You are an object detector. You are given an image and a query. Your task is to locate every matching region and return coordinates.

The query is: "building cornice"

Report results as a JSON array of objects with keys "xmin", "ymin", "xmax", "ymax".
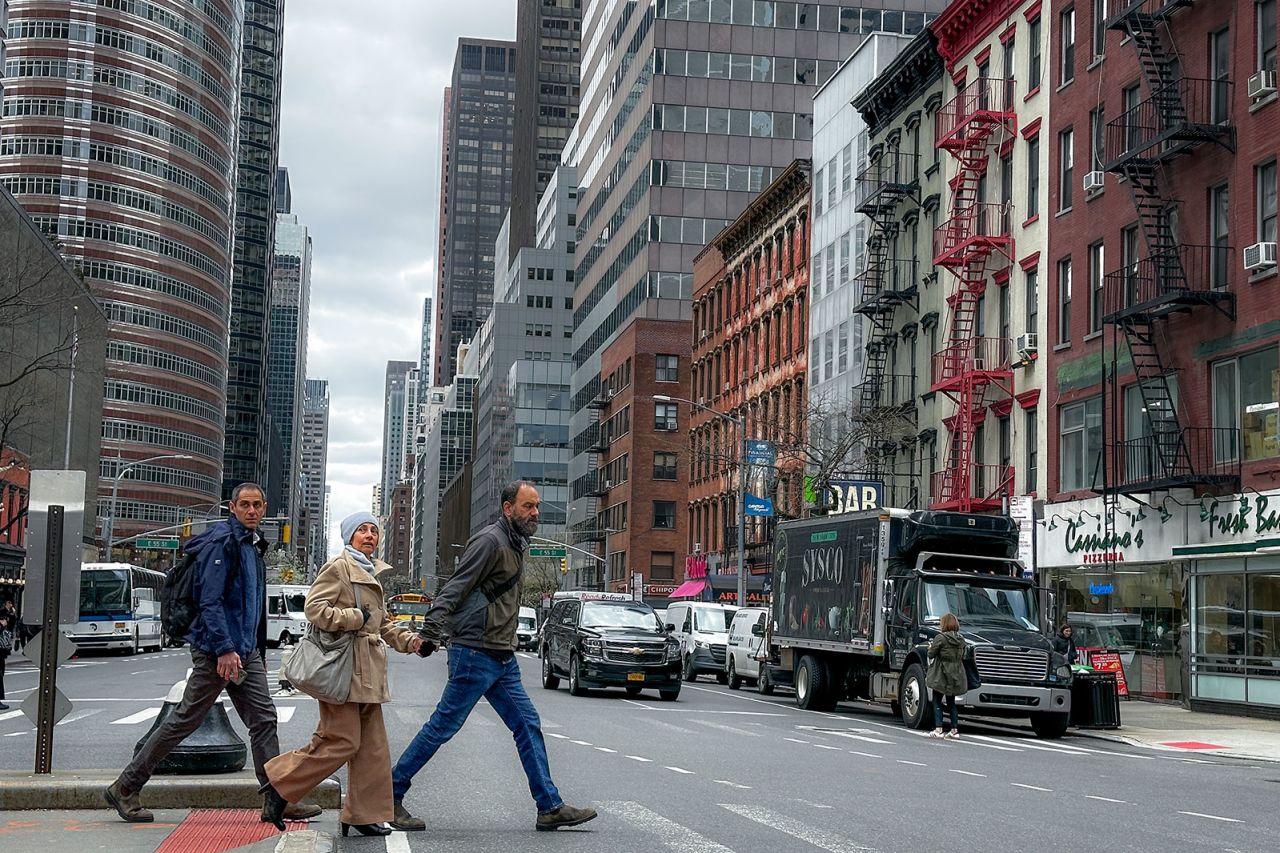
[
  {"xmin": 852, "ymin": 30, "xmax": 944, "ymax": 137},
  {"xmin": 931, "ymin": 0, "xmax": 1025, "ymax": 72}
]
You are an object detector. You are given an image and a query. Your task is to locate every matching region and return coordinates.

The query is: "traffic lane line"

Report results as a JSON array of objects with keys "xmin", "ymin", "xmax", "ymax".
[
  {"xmin": 949, "ymin": 769, "xmax": 986, "ymax": 777},
  {"xmin": 1085, "ymin": 795, "xmax": 1128, "ymax": 804},
  {"xmin": 1010, "ymin": 783, "xmax": 1053, "ymax": 792},
  {"xmin": 1178, "ymin": 811, "xmax": 1242, "ymax": 823},
  {"xmin": 601, "ymin": 800, "xmax": 736, "ymax": 853},
  {"xmin": 719, "ymin": 804, "xmax": 879, "ymax": 853}
]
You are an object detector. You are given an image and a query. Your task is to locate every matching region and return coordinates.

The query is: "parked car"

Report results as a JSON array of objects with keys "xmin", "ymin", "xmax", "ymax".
[
  {"xmin": 725, "ymin": 606, "xmax": 770, "ymax": 691},
  {"xmin": 665, "ymin": 601, "xmax": 737, "ymax": 683},
  {"xmin": 540, "ymin": 592, "xmax": 682, "ymax": 700},
  {"xmin": 516, "ymin": 606, "xmax": 538, "ymax": 650}
]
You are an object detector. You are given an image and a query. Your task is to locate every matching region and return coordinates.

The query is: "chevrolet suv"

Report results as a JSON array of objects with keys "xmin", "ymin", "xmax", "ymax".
[{"xmin": 539, "ymin": 592, "xmax": 682, "ymax": 700}]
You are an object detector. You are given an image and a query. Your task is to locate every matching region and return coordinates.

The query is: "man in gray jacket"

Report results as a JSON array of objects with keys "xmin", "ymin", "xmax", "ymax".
[{"xmin": 390, "ymin": 480, "xmax": 597, "ymax": 833}]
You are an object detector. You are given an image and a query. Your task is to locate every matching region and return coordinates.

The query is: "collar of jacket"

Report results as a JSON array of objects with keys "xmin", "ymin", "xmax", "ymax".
[
  {"xmin": 336, "ymin": 548, "xmax": 393, "ymax": 581},
  {"xmin": 227, "ymin": 515, "xmax": 268, "ymax": 553},
  {"xmin": 497, "ymin": 516, "xmax": 528, "ymax": 553}
]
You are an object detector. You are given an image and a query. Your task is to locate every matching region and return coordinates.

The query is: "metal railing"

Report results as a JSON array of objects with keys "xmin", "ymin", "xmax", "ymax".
[
  {"xmin": 856, "ymin": 374, "xmax": 919, "ymax": 411},
  {"xmin": 1104, "ymin": 77, "xmax": 1232, "ymax": 167},
  {"xmin": 932, "ymin": 337, "xmax": 1012, "ymax": 387},
  {"xmin": 1107, "ymin": 427, "xmax": 1240, "ymax": 492},
  {"xmin": 854, "ymin": 258, "xmax": 918, "ymax": 306},
  {"xmin": 933, "ymin": 202, "xmax": 1012, "ymax": 266},
  {"xmin": 931, "ymin": 464, "xmax": 1013, "ymax": 507},
  {"xmin": 1102, "ymin": 244, "xmax": 1233, "ymax": 321},
  {"xmin": 854, "ymin": 152, "xmax": 921, "ymax": 212},
  {"xmin": 935, "ymin": 77, "xmax": 1015, "ymax": 149}
]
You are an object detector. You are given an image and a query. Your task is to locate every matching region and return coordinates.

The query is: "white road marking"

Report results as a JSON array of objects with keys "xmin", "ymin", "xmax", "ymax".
[
  {"xmin": 595, "ymin": 746, "xmax": 618, "ymax": 753},
  {"xmin": 1085, "ymin": 796, "xmax": 1128, "ymax": 804},
  {"xmin": 1011, "ymin": 783, "xmax": 1052, "ymax": 792},
  {"xmin": 635, "ymin": 717, "xmax": 698, "ymax": 736},
  {"xmin": 848, "ymin": 751, "xmax": 882, "ymax": 759},
  {"xmin": 56, "ymin": 709, "xmax": 102, "ymax": 726},
  {"xmin": 714, "ymin": 779, "xmax": 752, "ymax": 789},
  {"xmin": 1178, "ymin": 811, "xmax": 1241, "ymax": 823},
  {"xmin": 966, "ymin": 734, "xmax": 1088, "ymax": 756},
  {"xmin": 547, "ymin": 732, "xmax": 570, "ymax": 739},
  {"xmin": 813, "ymin": 744, "xmax": 843, "ymax": 751},
  {"xmin": 791, "ymin": 799, "xmax": 835, "ymax": 809},
  {"xmin": 664, "ymin": 766, "xmax": 695, "ymax": 774},
  {"xmin": 601, "ymin": 801, "xmax": 736, "ymax": 853},
  {"xmin": 383, "ymin": 832, "xmax": 413, "ymax": 853},
  {"xmin": 0, "ymin": 710, "xmax": 25, "ymax": 722},
  {"xmin": 128, "ymin": 670, "xmax": 153, "ymax": 675},
  {"xmin": 110, "ymin": 708, "xmax": 161, "ymax": 725},
  {"xmin": 834, "ymin": 733, "xmax": 894, "ymax": 745},
  {"xmin": 689, "ymin": 718, "xmax": 760, "ymax": 737},
  {"xmin": 276, "ymin": 706, "xmax": 295, "ymax": 723},
  {"xmin": 783, "ymin": 737, "xmax": 811, "ymax": 745},
  {"xmin": 570, "ymin": 739, "xmax": 592, "ymax": 746},
  {"xmin": 5, "ymin": 730, "xmax": 31, "ymax": 737},
  {"xmin": 625, "ymin": 755, "xmax": 652, "ymax": 762},
  {"xmin": 947, "ymin": 737, "xmax": 1021, "ymax": 752},
  {"xmin": 720, "ymin": 804, "xmax": 878, "ymax": 852},
  {"xmin": 896, "ymin": 760, "xmax": 927, "ymax": 767},
  {"xmin": 948, "ymin": 769, "xmax": 986, "ymax": 777}
]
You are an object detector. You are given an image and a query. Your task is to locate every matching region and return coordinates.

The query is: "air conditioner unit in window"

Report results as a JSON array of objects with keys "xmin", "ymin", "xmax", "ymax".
[
  {"xmin": 1015, "ymin": 332, "xmax": 1039, "ymax": 359},
  {"xmin": 971, "ymin": 357, "xmax": 986, "ymax": 372},
  {"xmin": 692, "ymin": 543, "xmax": 702, "ymax": 553},
  {"xmin": 1248, "ymin": 70, "xmax": 1277, "ymax": 99},
  {"xmin": 1244, "ymin": 241, "xmax": 1278, "ymax": 271},
  {"xmin": 603, "ymin": 479, "xmax": 613, "ymax": 489},
  {"xmin": 1083, "ymin": 171, "xmax": 1105, "ymax": 193}
]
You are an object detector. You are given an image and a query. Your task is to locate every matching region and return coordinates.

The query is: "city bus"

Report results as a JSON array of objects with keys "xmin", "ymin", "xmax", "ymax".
[
  {"xmin": 386, "ymin": 593, "xmax": 432, "ymax": 627},
  {"xmin": 70, "ymin": 562, "xmax": 165, "ymax": 654}
]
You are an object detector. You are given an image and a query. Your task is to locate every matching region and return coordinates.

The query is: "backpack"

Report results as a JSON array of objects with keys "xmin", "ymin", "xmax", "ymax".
[{"xmin": 160, "ymin": 550, "xmax": 199, "ymax": 643}]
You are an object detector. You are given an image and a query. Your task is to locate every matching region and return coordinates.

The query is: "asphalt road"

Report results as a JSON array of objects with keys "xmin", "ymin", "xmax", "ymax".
[{"xmin": 2, "ymin": 647, "xmax": 1277, "ymax": 853}]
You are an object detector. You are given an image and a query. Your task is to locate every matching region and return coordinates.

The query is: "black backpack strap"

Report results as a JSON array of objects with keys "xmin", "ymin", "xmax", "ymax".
[{"xmin": 481, "ymin": 566, "xmax": 522, "ymax": 603}]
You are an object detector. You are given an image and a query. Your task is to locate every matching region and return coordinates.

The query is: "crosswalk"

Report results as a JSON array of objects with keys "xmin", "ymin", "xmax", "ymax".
[{"xmin": 0, "ymin": 701, "xmax": 303, "ymax": 733}]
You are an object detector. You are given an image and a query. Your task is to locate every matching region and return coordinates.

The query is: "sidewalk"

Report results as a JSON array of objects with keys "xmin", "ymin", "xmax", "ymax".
[{"xmin": 1075, "ymin": 699, "xmax": 1280, "ymax": 762}]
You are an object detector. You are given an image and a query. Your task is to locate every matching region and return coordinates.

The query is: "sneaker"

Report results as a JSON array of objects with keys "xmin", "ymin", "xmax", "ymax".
[
  {"xmin": 536, "ymin": 803, "xmax": 599, "ymax": 831},
  {"xmin": 104, "ymin": 782, "xmax": 153, "ymax": 823},
  {"xmin": 390, "ymin": 799, "xmax": 426, "ymax": 832},
  {"xmin": 0, "ymin": 703, "xmax": 8, "ymax": 710},
  {"xmin": 945, "ymin": 730, "xmax": 960, "ymax": 739},
  {"xmin": 928, "ymin": 728, "xmax": 944, "ymax": 738}
]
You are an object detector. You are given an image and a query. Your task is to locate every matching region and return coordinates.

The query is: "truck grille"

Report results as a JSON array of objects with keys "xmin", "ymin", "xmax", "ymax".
[
  {"xmin": 710, "ymin": 643, "xmax": 727, "ymax": 664},
  {"xmin": 602, "ymin": 642, "xmax": 667, "ymax": 665},
  {"xmin": 974, "ymin": 646, "xmax": 1048, "ymax": 682}
]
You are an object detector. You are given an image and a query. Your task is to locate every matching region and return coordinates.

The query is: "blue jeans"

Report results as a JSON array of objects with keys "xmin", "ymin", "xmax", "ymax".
[
  {"xmin": 932, "ymin": 690, "xmax": 958, "ymax": 730},
  {"xmin": 392, "ymin": 644, "xmax": 562, "ymax": 813}
]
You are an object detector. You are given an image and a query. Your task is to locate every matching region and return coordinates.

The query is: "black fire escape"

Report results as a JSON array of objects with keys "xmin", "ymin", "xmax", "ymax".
[
  {"xmin": 1098, "ymin": 0, "xmax": 1239, "ymax": 498},
  {"xmin": 854, "ymin": 141, "xmax": 920, "ymax": 507}
]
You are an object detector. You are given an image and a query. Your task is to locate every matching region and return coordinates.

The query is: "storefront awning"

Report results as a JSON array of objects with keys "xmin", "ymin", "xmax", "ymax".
[{"xmin": 668, "ymin": 580, "xmax": 706, "ymax": 599}]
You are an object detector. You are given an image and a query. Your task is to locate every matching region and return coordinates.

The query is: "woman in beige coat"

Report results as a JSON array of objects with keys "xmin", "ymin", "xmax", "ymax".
[{"xmin": 261, "ymin": 512, "xmax": 423, "ymax": 836}]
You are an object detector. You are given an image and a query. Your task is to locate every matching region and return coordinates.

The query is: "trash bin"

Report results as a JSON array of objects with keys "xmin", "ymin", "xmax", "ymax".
[{"xmin": 1070, "ymin": 670, "xmax": 1122, "ymax": 729}]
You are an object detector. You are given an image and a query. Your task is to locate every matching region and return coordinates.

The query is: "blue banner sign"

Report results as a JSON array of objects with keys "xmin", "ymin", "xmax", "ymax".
[{"xmin": 744, "ymin": 494, "xmax": 775, "ymax": 517}]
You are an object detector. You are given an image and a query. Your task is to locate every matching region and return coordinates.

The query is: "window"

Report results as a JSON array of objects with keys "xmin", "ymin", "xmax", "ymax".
[
  {"xmin": 828, "ymin": 156, "xmax": 838, "ymax": 208},
  {"xmin": 1121, "ymin": 223, "xmax": 1141, "ymax": 305},
  {"xmin": 1089, "ymin": 105, "xmax": 1105, "ymax": 172},
  {"xmin": 1059, "ymin": 128, "xmax": 1074, "ymax": 211},
  {"xmin": 837, "ymin": 321, "xmax": 849, "ymax": 373},
  {"xmin": 1262, "ymin": 0, "xmax": 1278, "ymax": 72},
  {"xmin": 653, "ymin": 501, "xmax": 677, "ymax": 529},
  {"xmin": 1003, "ymin": 36, "xmax": 1016, "ymax": 101},
  {"xmin": 650, "ymin": 551, "xmax": 675, "ymax": 580},
  {"xmin": 655, "ymin": 353, "xmax": 679, "ymax": 382},
  {"xmin": 1211, "ymin": 28, "xmax": 1230, "ymax": 125},
  {"xmin": 1001, "ymin": 152, "xmax": 1014, "ymax": 210},
  {"xmin": 655, "ymin": 402, "xmax": 678, "ymax": 431},
  {"xmin": 1124, "ymin": 378, "xmax": 1180, "ymax": 481},
  {"xmin": 823, "ymin": 329, "xmax": 834, "ymax": 381},
  {"xmin": 1026, "ymin": 135, "xmax": 1041, "ymax": 217},
  {"xmin": 1258, "ymin": 160, "xmax": 1277, "ymax": 244},
  {"xmin": 653, "ymin": 451, "xmax": 678, "ymax": 480},
  {"xmin": 999, "ymin": 416, "xmax": 1012, "ymax": 476},
  {"xmin": 1213, "ymin": 346, "xmax": 1280, "ymax": 462},
  {"xmin": 1092, "ymin": 0, "xmax": 1107, "ymax": 59},
  {"xmin": 1026, "ymin": 267, "xmax": 1039, "ymax": 335},
  {"xmin": 1122, "ymin": 83, "xmax": 1141, "ymax": 151},
  {"xmin": 1210, "ymin": 183, "xmax": 1230, "ymax": 288},
  {"xmin": 999, "ymin": 280, "xmax": 1011, "ymax": 341},
  {"xmin": 1088, "ymin": 241, "xmax": 1105, "ymax": 333},
  {"xmin": 1061, "ymin": 6, "xmax": 1076, "ymax": 85},
  {"xmin": 1057, "ymin": 258, "xmax": 1072, "ymax": 344},
  {"xmin": 1025, "ymin": 407, "xmax": 1038, "ymax": 493},
  {"xmin": 974, "ymin": 423, "xmax": 987, "ymax": 495},
  {"xmin": 814, "ymin": 167, "xmax": 824, "ymax": 215},
  {"xmin": 841, "ymin": 144, "xmax": 852, "ymax": 194},
  {"xmin": 1060, "ymin": 396, "xmax": 1103, "ymax": 491},
  {"xmin": 1028, "ymin": 15, "xmax": 1043, "ymax": 89}
]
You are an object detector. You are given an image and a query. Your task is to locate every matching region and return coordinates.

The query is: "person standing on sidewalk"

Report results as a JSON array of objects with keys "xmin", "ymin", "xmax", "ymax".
[
  {"xmin": 104, "ymin": 483, "xmax": 320, "ymax": 827},
  {"xmin": 0, "ymin": 598, "xmax": 14, "ymax": 710},
  {"xmin": 391, "ymin": 480, "xmax": 597, "ymax": 833},
  {"xmin": 260, "ymin": 512, "xmax": 424, "ymax": 838},
  {"xmin": 927, "ymin": 612, "xmax": 966, "ymax": 740}
]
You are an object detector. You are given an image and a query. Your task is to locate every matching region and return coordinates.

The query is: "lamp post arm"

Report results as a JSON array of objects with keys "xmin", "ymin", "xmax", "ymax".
[{"xmin": 529, "ymin": 535, "xmax": 606, "ymax": 565}]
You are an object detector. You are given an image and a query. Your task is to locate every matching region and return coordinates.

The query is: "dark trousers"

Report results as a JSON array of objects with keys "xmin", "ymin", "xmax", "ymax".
[
  {"xmin": 0, "ymin": 653, "xmax": 6, "ymax": 700},
  {"xmin": 932, "ymin": 690, "xmax": 958, "ymax": 729},
  {"xmin": 118, "ymin": 648, "xmax": 279, "ymax": 792}
]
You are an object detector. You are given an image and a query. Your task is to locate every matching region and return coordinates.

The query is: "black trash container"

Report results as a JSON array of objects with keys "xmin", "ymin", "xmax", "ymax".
[{"xmin": 1070, "ymin": 670, "xmax": 1122, "ymax": 729}]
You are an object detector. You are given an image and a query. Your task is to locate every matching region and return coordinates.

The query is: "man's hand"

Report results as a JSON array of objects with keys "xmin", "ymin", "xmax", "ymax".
[
  {"xmin": 216, "ymin": 650, "xmax": 243, "ymax": 682},
  {"xmin": 416, "ymin": 634, "xmax": 440, "ymax": 658}
]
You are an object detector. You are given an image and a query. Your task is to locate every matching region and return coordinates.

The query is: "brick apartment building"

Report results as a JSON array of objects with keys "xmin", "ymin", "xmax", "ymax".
[
  {"xmin": 687, "ymin": 161, "xmax": 811, "ymax": 604},
  {"xmin": 1039, "ymin": 0, "xmax": 1280, "ymax": 713},
  {"xmin": 586, "ymin": 318, "xmax": 691, "ymax": 606}
]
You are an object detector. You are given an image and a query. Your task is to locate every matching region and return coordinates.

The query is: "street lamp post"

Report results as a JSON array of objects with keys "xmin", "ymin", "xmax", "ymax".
[
  {"xmin": 653, "ymin": 394, "xmax": 747, "ymax": 609},
  {"xmin": 102, "ymin": 453, "xmax": 195, "ymax": 553}
]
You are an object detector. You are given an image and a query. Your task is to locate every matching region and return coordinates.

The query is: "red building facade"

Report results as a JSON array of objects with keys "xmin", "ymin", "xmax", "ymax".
[{"xmin": 688, "ymin": 161, "xmax": 811, "ymax": 594}]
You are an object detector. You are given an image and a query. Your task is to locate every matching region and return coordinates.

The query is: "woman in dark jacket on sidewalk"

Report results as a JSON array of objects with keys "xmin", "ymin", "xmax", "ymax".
[
  {"xmin": 1053, "ymin": 624, "xmax": 1078, "ymax": 664},
  {"xmin": 927, "ymin": 612, "xmax": 966, "ymax": 739}
]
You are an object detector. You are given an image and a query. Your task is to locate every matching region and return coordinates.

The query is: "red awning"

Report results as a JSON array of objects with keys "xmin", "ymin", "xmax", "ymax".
[{"xmin": 668, "ymin": 580, "xmax": 706, "ymax": 599}]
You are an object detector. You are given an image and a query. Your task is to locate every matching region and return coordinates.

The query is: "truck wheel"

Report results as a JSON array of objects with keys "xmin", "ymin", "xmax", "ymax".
[
  {"xmin": 682, "ymin": 655, "xmax": 697, "ymax": 682},
  {"xmin": 795, "ymin": 655, "xmax": 829, "ymax": 711},
  {"xmin": 658, "ymin": 688, "xmax": 681, "ymax": 701},
  {"xmin": 758, "ymin": 665, "xmax": 775, "ymax": 695},
  {"xmin": 541, "ymin": 652, "xmax": 560, "ymax": 690},
  {"xmin": 625, "ymin": 685, "xmax": 642, "ymax": 696},
  {"xmin": 1031, "ymin": 712, "xmax": 1071, "ymax": 739},
  {"xmin": 568, "ymin": 654, "xmax": 588, "ymax": 696},
  {"xmin": 727, "ymin": 659, "xmax": 742, "ymax": 690},
  {"xmin": 899, "ymin": 663, "xmax": 933, "ymax": 730}
]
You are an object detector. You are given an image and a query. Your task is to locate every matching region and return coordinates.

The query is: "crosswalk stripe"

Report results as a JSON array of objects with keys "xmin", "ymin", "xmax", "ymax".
[
  {"xmin": 110, "ymin": 708, "xmax": 161, "ymax": 725},
  {"xmin": 601, "ymin": 800, "xmax": 736, "ymax": 853},
  {"xmin": 277, "ymin": 706, "xmax": 295, "ymax": 723},
  {"xmin": 719, "ymin": 804, "xmax": 879, "ymax": 853},
  {"xmin": 966, "ymin": 734, "xmax": 1088, "ymax": 755},
  {"xmin": 55, "ymin": 709, "xmax": 102, "ymax": 726},
  {"xmin": 0, "ymin": 710, "xmax": 25, "ymax": 722},
  {"xmin": 385, "ymin": 831, "xmax": 413, "ymax": 853},
  {"xmin": 689, "ymin": 718, "xmax": 760, "ymax": 737}
]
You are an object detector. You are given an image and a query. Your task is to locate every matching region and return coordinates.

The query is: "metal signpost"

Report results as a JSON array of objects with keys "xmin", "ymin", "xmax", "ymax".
[{"xmin": 33, "ymin": 506, "xmax": 63, "ymax": 773}]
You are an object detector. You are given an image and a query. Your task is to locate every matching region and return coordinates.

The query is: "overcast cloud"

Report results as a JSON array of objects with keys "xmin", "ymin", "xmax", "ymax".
[{"xmin": 277, "ymin": 0, "xmax": 515, "ymax": 557}]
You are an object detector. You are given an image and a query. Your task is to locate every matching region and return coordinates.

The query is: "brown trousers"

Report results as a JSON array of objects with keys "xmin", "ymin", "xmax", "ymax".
[{"xmin": 266, "ymin": 701, "xmax": 392, "ymax": 824}]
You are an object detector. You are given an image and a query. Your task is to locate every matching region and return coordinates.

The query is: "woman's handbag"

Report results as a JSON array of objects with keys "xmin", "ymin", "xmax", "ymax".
[
  {"xmin": 0, "ymin": 628, "xmax": 12, "ymax": 653},
  {"xmin": 964, "ymin": 648, "xmax": 983, "ymax": 692},
  {"xmin": 283, "ymin": 580, "xmax": 363, "ymax": 705}
]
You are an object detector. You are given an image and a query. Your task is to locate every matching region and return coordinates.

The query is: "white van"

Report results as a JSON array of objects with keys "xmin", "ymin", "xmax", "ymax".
[
  {"xmin": 266, "ymin": 584, "xmax": 309, "ymax": 647},
  {"xmin": 665, "ymin": 601, "xmax": 737, "ymax": 683},
  {"xmin": 725, "ymin": 606, "xmax": 771, "ymax": 691},
  {"xmin": 517, "ymin": 606, "xmax": 538, "ymax": 650}
]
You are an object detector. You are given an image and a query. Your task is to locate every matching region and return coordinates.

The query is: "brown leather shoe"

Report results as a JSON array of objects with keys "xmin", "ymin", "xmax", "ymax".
[
  {"xmin": 104, "ymin": 782, "xmax": 153, "ymax": 823},
  {"xmin": 536, "ymin": 803, "xmax": 598, "ymax": 831},
  {"xmin": 268, "ymin": 802, "xmax": 322, "ymax": 822},
  {"xmin": 390, "ymin": 799, "xmax": 426, "ymax": 831}
]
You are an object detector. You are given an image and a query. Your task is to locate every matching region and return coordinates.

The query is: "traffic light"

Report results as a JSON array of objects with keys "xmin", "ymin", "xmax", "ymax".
[
  {"xmin": 281, "ymin": 523, "xmax": 291, "ymax": 545},
  {"xmin": 559, "ymin": 557, "xmax": 568, "ymax": 574},
  {"xmin": 182, "ymin": 517, "xmax": 192, "ymax": 538}
]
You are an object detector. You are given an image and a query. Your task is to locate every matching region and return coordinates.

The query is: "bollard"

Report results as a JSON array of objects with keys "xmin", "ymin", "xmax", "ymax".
[{"xmin": 134, "ymin": 671, "xmax": 248, "ymax": 773}]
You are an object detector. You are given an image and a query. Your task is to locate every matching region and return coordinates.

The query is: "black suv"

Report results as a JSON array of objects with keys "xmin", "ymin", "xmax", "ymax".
[{"xmin": 539, "ymin": 593, "xmax": 682, "ymax": 700}]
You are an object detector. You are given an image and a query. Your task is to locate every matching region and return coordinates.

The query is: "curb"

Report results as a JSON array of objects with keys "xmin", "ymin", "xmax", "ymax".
[
  {"xmin": 1071, "ymin": 729, "xmax": 1280, "ymax": 764},
  {"xmin": 0, "ymin": 770, "xmax": 340, "ymax": 810}
]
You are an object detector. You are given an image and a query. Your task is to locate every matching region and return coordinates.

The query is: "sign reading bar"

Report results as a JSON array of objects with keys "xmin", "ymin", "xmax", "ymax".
[
  {"xmin": 135, "ymin": 537, "xmax": 180, "ymax": 550},
  {"xmin": 528, "ymin": 545, "xmax": 567, "ymax": 558}
]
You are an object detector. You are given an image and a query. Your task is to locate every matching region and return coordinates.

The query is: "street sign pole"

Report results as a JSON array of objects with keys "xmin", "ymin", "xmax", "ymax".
[{"xmin": 34, "ymin": 505, "xmax": 63, "ymax": 774}]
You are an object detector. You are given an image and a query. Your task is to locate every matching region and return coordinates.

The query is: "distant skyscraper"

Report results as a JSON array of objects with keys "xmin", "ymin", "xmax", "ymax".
[
  {"xmin": 276, "ymin": 166, "xmax": 292, "ymax": 214},
  {"xmin": 436, "ymin": 39, "xmax": 516, "ymax": 385},
  {"xmin": 419, "ymin": 298, "xmax": 433, "ymax": 392},
  {"xmin": 432, "ymin": 88, "xmax": 452, "ymax": 386},
  {"xmin": 225, "ymin": 1, "xmax": 289, "ymax": 502},
  {"xmin": 381, "ymin": 360, "xmax": 416, "ymax": 504},
  {"xmin": 301, "ymin": 378, "xmax": 330, "ymax": 571},
  {"xmin": 268, "ymin": 213, "xmax": 312, "ymax": 535},
  {"xmin": 1, "ymin": 0, "xmax": 242, "ymax": 539}
]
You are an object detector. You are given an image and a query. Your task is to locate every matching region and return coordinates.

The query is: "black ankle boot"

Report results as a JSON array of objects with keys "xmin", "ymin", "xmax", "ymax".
[
  {"xmin": 258, "ymin": 781, "xmax": 287, "ymax": 831},
  {"xmin": 341, "ymin": 822, "xmax": 392, "ymax": 837}
]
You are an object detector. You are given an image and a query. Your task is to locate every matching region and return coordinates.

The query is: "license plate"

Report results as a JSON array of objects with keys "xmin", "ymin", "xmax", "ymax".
[{"xmin": 627, "ymin": 672, "xmax": 645, "ymax": 682}]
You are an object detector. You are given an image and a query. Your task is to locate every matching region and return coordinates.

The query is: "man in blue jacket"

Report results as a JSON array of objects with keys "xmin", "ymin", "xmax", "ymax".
[{"xmin": 105, "ymin": 483, "xmax": 317, "ymax": 825}]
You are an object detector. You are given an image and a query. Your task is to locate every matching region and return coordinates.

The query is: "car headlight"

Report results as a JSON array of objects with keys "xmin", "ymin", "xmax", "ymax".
[
  {"xmin": 582, "ymin": 638, "xmax": 603, "ymax": 658},
  {"xmin": 695, "ymin": 639, "xmax": 707, "ymax": 649},
  {"xmin": 666, "ymin": 641, "xmax": 681, "ymax": 662}
]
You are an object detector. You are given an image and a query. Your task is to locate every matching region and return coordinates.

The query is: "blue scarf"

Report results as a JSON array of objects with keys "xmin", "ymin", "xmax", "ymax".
[{"xmin": 345, "ymin": 545, "xmax": 375, "ymax": 574}]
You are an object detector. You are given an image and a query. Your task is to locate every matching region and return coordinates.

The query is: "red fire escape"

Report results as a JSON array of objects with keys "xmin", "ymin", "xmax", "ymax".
[{"xmin": 930, "ymin": 76, "xmax": 1015, "ymax": 512}]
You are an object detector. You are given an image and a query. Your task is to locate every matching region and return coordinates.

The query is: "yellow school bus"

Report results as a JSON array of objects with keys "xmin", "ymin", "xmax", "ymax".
[{"xmin": 386, "ymin": 593, "xmax": 432, "ymax": 627}]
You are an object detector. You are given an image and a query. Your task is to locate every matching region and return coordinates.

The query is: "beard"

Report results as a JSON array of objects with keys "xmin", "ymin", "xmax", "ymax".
[{"xmin": 511, "ymin": 515, "xmax": 538, "ymax": 538}]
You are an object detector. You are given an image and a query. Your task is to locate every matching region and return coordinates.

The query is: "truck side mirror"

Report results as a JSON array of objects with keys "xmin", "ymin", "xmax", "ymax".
[
  {"xmin": 665, "ymin": 623, "xmax": 675, "ymax": 633},
  {"xmin": 751, "ymin": 623, "xmax": 764, "ymax": 637},
  {"xmin": 882, "ymin": 578, "xmax": 896, "ymax": 617},
  {"xmin": 1047, "ymin": 591, "xmax": 1059, "ymax": 630}
]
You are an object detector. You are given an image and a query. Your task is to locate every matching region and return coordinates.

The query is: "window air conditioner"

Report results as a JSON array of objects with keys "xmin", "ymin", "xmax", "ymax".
[
  {"xmin": 603, "ymin": 479, "xmax": 613, "ymax": 489},
  {"xmin": 692, "ymin": 543, "xmax": 701, "ymax": 553},
  {"xmin": 1248, "ymin": 70, "xmax": 1277, "ymax": 99},
  {"xmin": 1244, "ymin": 242, "xmax": 1278, "ymax": 271},
  {"xmin": 1083, "ymin": 171, "xmax": 1105, "ymax": 193},
  {"xmin": 1015, "ymin": 332, "xmax": 1039, "ymax": 358}
]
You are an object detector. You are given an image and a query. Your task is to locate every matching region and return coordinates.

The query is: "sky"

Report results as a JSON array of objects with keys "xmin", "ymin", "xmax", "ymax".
[{"xmin": 277, "ymin": 0, "xmax": 515, "ymax": 557}]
